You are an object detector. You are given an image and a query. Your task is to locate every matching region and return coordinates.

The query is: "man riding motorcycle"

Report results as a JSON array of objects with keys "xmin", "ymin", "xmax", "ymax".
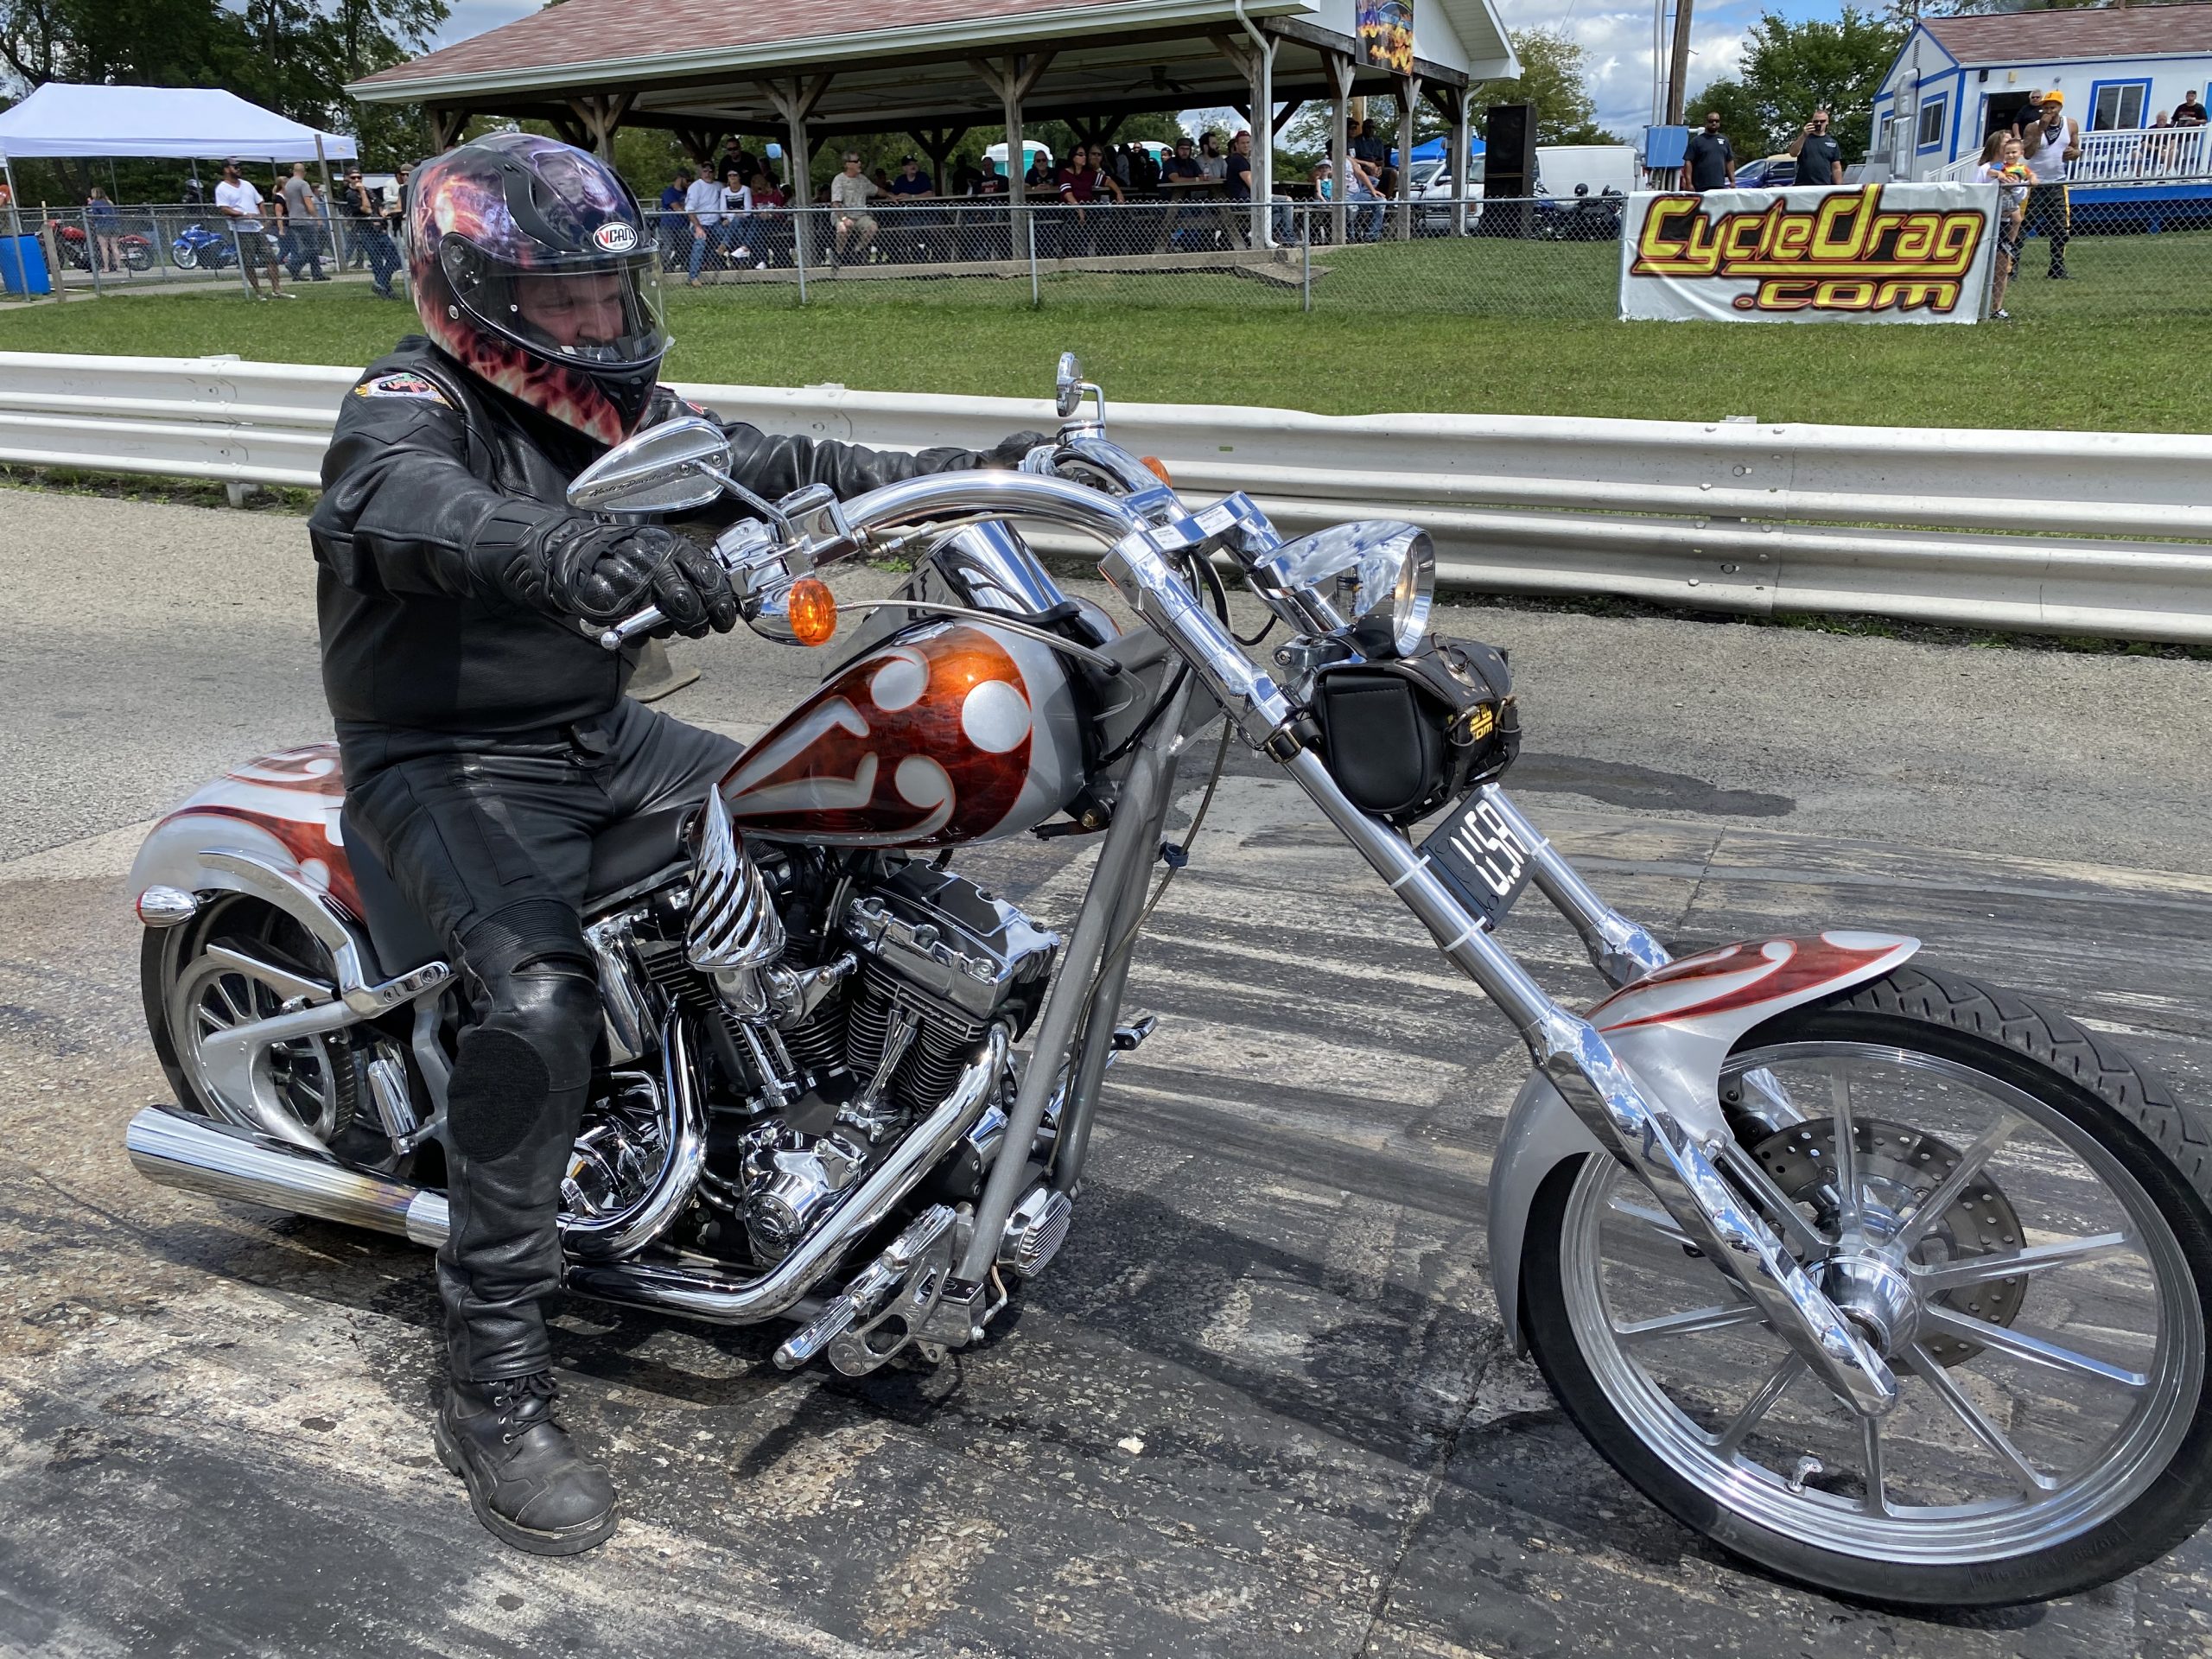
[{"xmin": 306, "ymin": 133, "xmax": 1041, "ymax": 1555}]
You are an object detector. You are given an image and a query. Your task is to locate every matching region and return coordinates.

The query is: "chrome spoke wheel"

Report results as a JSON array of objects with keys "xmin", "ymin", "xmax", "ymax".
[
  {"xmin": 168, "ymin": 932, "xmax": 353, "ymax": 1146},
  {"xmin": 1559, "ymin": 1041, "xmax": 2203, "ymax": 1566}
]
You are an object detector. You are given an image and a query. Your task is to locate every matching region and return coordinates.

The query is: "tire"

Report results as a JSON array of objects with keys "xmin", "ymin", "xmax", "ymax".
[
  {"xmin": 122, "ymin": 238, "xmax": 153, "ymax": 272},
  {"xmin": 1519, "ymin": 962, "xmax": 2212, "ymax": 1607},
  {"xmin": 143, "ymin": 894, "xmax": 359, "ymax": 1143},
  {"xmin": 170, "ymin": 245, "xmax": 199, "ymax": 270}
]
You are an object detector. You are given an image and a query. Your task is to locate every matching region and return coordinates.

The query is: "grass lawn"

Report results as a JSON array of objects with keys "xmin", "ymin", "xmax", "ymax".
[{"xmin": 2, "ymin": 229, "xmax": 2205, "ymax": 431}]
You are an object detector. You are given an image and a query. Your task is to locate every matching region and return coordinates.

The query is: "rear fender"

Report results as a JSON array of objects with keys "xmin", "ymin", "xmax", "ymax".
[{"xmin": 1487, "ymin": 931, "xmax": 1918, "ymax": 1350}]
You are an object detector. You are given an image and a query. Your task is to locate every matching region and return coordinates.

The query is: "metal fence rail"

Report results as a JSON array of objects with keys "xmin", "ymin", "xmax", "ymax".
[{"xmin": 2, "ymin": 350, "xmax": 2209, "ymax": 641}]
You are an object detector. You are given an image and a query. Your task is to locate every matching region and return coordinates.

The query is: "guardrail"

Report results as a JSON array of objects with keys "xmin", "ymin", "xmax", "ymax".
[{"xmin": 3, "ymin": 350, "xmax": 2209, "ymax": 641}]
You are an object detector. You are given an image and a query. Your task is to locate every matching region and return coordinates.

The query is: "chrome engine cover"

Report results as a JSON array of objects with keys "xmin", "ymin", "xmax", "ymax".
[{"xmin": 844, "ymin": 863, "xmax": 1059, "ymax": 1021}]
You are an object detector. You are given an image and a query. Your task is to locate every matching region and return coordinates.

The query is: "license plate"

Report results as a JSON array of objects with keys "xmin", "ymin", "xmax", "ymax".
[{"xmin": 1418, "ymin": 791, "xmax": 1535, "ymax": 930}]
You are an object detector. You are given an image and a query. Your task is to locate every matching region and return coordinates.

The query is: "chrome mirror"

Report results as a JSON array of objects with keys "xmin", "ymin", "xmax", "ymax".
[
  {"xmin": 1251, "ymin": 520, "xmax": 1435, "ymax": 659},
  {"xmin": 1054, "ymin": 352, "xmax": 1084, "ymax": 418},
  {"xmin": 566, "ymin": 416, "xmax": 732, "ymax": 513}
]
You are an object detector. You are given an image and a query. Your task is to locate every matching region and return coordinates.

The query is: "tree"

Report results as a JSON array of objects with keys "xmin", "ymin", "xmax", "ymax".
[
  {"xmin": 1476, "ymin": 29, "xmax": 1611, "ymax": 147},
  {"xmin": 1689, "ymin": 75, "xmax": 1770, "ymax": 162},
  {"xmin": 1716, "ymin": 8, "xmax": 1906, "ymax": 163}
]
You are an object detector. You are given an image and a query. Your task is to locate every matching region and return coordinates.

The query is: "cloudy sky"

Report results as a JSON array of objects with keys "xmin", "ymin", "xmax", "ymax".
[{"xmin": 425, "ymin": 0, "xmax": 1853, "ymax": 140}]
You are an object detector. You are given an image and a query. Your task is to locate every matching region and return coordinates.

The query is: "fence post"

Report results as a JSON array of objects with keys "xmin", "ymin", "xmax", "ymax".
[
  {"xmin": 230, "ymin": 220, "xmax": 255, "ymax": 299},
  {"xmin": 1026, "ymin": 207, "xmax": 1040, "ymax": 308},
  {"xmin": 83, "ymin": 213, "xmax": 102, "ymax": 296},
  {"xmin": 1300, "ymin": 208, "xmax": 1312, "ymax": 313},
  {"xmin": 793, "ymin": 205, "xmax": 809, "ymax": 306}
]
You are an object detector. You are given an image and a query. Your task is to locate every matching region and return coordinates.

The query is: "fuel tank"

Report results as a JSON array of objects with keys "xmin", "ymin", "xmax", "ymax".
[{"xmin": 719, "ymin": 620, "xmax": 1085, "ymax": 849}]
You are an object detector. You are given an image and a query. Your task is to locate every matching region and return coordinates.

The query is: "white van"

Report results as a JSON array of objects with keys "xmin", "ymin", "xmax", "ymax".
[{"xmin": 1531, "ymin": 144, "xmax": 1639, "ymax": 200}]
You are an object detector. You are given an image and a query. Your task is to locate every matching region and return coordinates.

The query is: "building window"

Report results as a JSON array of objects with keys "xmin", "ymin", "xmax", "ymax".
[
  {"xmin": 1916, "ymin": 95, "xmax": 1948, "ymax": 151},
  {"xmin": 2089, "ymin": 80, "xmax": 2150, "ymax": 130}
]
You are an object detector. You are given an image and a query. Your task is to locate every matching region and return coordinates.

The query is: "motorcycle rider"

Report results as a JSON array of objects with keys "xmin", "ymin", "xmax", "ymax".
[{"xmin": 305, "ymin": 133, "xmax": 1041, "ymax": 1555}]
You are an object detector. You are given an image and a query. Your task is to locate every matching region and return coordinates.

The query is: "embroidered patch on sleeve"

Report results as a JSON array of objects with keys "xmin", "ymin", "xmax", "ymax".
[{"xmin": 353, "ymin": 372, "xmax": 451, "ymax": 404}]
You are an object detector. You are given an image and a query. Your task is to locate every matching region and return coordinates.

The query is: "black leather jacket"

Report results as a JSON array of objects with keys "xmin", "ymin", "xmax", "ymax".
[{"xmin": 308, "ymin": 336, "xmax": 989, "ymax": 734}]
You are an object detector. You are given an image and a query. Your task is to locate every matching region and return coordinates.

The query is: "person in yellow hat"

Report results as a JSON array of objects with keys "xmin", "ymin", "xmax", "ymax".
[{"xmin": 2017, "ymin": 89, "xmax": 2080, "ymax": 277}]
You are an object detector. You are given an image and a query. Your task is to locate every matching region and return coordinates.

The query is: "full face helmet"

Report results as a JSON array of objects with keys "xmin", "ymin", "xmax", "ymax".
[{"xmin": 407, "ymin": 132, "xmax": 668, "ymax": 446}]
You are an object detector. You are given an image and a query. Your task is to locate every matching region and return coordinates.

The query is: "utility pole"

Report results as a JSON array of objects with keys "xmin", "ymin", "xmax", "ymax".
[{"xmin": 1664, "ymin": 0, "xmax": 1695, "ymax": 127}]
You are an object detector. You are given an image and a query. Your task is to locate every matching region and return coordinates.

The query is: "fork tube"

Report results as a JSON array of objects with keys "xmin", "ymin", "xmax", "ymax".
[
  {"xmin": 955, "ymin": 684, "xmax": 1187, "ymax": 1281},
  {"xmin": 1051, "ymin": 714, "xmax": 1191, "ymax": 1194},
  {"xmin": 1475, "ymin": 785, "xmax": 1670, "ymax": 988}
]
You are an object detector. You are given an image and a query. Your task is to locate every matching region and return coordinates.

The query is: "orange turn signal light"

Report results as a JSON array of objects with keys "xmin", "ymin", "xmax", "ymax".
[
  {"xmin": 1140, "ymin": 455, "xmax": 1173, "ymax": 486},
  {"xmin": 786, "ymin": 576, "xmax": 838, "ymax": 647}
]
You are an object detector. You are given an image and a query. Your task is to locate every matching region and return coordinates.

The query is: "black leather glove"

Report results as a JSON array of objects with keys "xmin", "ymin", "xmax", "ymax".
[
  {"xmin": 978, "ymin": 429, "xmax": 1051, "ymax": 469},
  {"xmin": 467, "ymin": 504, "xmax": 737, "ymax": 638},
  {"xmin": 550, "ymin": 523, "xmax": 740, "ymax": 638}
]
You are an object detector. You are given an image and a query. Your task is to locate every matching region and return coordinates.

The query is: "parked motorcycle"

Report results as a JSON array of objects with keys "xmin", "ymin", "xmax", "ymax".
[
  {"xmin": 168, "ymin": 222, "xmax": 238, "ymax": 271},
  {"xmin": 126, "ymin": 354, "xmax": 2212, "ymax": 1606},
  {"xmin": 46, "ymin": 219, "xmax": 155, "ymax": 273},
  {"xmin": 1535, "ymin": 182, "xmax": 1625, "ymax": 242}
]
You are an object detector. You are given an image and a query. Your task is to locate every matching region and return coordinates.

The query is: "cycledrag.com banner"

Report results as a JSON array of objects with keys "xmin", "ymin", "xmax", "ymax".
[{"xmin": 1618, "ymin": 182, "xmax": 2000, "ymax": 324}]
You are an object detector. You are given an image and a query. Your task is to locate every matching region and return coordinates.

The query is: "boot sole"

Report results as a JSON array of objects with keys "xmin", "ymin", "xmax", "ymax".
[{"xmin": 432, "ymin": 1419, "xmax": 618, "ymax": 1558}]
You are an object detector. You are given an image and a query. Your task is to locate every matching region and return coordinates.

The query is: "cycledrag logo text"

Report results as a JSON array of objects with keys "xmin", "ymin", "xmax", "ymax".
[{"xmin": 1618, "ymin": 183, "xmax": 1999, "ymax": 325}]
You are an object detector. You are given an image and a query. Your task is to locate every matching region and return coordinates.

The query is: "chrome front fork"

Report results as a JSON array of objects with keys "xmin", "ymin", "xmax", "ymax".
[{"xmin": 1090, "ymin": 524, "xmax": 1898, "ymax": 1418}]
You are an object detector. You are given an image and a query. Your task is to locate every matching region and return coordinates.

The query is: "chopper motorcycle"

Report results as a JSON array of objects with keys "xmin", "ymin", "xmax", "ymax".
[{"xmin": 126, "ymin": 355, "xmax": 2212, "ymax": 1605}]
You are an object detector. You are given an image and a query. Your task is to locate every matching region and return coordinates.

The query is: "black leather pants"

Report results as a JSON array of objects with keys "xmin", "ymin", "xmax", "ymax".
[{"xmin": 340, "ymin": 699, "xmax": 741, "ymax": 1381}]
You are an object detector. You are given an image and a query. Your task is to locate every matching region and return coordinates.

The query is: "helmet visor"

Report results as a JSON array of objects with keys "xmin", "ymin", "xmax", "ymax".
[{"xmin": 439, "ymin": 236, "xmax": 669, "ymax": 372}]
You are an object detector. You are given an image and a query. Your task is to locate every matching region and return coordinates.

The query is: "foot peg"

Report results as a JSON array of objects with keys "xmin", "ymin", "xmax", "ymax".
[
  {"xmin": 1111, "ymin": 1014, "xmax": 1158, "ymax": 1052},
  {"xmin": 775, "ymin": 1204, "xmax": 957, "ymax": 1376}
]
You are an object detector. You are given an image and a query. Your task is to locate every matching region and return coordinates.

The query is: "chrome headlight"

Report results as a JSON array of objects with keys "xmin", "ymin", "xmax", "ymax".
[{"xmin": 1251, "ymin": 519, "xmax": 1434, "ymax": 658}]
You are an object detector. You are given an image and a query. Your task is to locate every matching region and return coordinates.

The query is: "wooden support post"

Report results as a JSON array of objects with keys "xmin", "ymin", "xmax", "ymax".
[
  {"xmin": 425, "ymin": 106, "xmax": 467, "ymax": 154},
  {"xmin": 906, "ymin": 125, "xmax": 970, "ymax": 190},
  {"xmin": 569, "ymin": 91, "xmax": 636, "ymax": 162},
  {"xmin": 1322, "ymin": 48, "xmax": 1353, "ymax": 247},
  {"xmin": 971, "ymin": 52, "xmax": 1055, "ymax": 211},
  {"xmin": 1395, "ymin": 72, "xmax": 1421, "ymax": 240},
  {"xmin": 761, "ymin": 73, "xmax": 833, "ymax": 263},
  {"xmin": 1446, "ymin": 86, "xmax": 1471, "ymax": 234},
  {"xmin": 1215, "ymin": 25, "xmax": 1278, "ymax": 246}
]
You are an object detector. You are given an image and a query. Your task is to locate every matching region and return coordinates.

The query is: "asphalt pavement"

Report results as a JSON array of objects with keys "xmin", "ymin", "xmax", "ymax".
[{"xmin": 4, "ymin": 486, "xmax": 2212, "ymax": 1656}]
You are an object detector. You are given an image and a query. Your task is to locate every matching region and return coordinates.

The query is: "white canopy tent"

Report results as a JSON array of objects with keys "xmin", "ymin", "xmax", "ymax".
[
  {"xmin": 0, "ymin": 83, "xmax": 358, "ymax": 162},
  {"xmin": 0, "ymin": 83, "xmax": 359, "ymax": 244}
]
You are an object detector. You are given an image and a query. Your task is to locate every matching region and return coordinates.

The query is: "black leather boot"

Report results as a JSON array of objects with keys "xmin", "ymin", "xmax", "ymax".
[{"xmin": 433, "ymin": 1372, "xmax": 618, "ymax": 1555}]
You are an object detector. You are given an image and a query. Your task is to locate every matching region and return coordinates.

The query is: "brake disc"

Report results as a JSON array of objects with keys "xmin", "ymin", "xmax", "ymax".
[{"xmin": 1747, "ymin": 1117, "xmax": 2026, "ymax": 1364}]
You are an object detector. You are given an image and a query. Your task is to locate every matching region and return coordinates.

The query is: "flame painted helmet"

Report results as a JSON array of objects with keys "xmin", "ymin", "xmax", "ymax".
[{"xmin": 407, "ymin": 132, "xmax": 669, "ymax": 446}]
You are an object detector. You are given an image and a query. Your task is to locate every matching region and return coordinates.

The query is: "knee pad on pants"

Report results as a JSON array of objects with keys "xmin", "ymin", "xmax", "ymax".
[{"xmin": 449, "ymin": 904, "xmax": 601, "ymax": 1163}]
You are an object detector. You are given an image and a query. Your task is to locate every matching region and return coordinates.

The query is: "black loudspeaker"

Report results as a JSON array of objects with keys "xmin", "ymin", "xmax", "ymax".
[
  {"xmin": 1485, "ymin": 102, "xmax": 1537, "ymax": 195},
  {"xmin": 1484, "ymin": 102, "xmax": 1538, "ymax": 236}
]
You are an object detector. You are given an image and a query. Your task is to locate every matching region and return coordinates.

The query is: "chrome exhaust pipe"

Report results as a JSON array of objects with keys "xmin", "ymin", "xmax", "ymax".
[
  {"xmin": 127, "ymin": 1022, "xmax": 1010, "ymax": 1331},
  {"xmin": 126, "ymin": 1103, "xmax": 449, "ymax": 1245},
  {"xmin": 567, "ymin": 1025, "xmax": 1007, "ymax": 1326}
]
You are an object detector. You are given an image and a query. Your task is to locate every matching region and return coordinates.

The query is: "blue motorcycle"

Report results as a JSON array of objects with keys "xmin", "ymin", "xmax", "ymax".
[{"xmin": 169, "ymin": 222, "xmax": 238, "ymax": 271}]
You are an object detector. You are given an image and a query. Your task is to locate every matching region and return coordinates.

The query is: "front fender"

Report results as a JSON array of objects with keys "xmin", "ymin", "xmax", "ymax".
[{"xmin": 1486, "ymin": 931, "xmax": 1918, "ymax": 1351}]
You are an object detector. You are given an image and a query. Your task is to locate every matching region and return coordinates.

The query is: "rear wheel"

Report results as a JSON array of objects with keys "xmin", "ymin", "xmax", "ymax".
[
  {"xmin": 143, "ymin": 895, "xmax": 359, "ymax": 1147},
  {"xmin": 1520, "ymin": 963, "xmax": 2212, "ymax": 1605},
  {"xmin": 121, "ymin": 238, "xmax": 154, "ymax": 272}
]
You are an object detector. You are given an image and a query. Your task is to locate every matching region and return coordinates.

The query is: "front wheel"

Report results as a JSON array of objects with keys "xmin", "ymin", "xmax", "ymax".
[
  {"xmin": 1520, "ymin": 963, "xmax": 2212, "ymax": 1606},
  {"xmin": 170, "ymin": 244, "xmax": 199, "ymax": 270}
]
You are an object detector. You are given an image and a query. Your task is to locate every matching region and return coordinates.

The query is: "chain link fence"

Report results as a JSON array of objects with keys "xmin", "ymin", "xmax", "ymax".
[
  {"xmin": 9, "ymin": 186, "xmax": 2206, "ymax": 325},
  {"xmin": 6, "ymin": 201, "xmax": 405, "ymax": 297}
]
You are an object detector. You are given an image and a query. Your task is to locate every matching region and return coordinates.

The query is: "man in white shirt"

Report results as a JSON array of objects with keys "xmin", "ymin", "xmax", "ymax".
[
  {"xmin": 213, "ymin": 159, "xmax": 290, "ymax": 300},
  {"xmin": 829, "ymin": 151, "xmax": 882, "ymax": 265},
  {"xmin": 683, "ymin": 165, "xmax": 724, "ymax": 285},
  {"xmin": 2017, "ymin": 90, "xmax": 2080, "ymax": 279}
]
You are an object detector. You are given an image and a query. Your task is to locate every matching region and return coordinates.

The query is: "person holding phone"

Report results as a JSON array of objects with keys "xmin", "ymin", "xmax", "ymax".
[{"xmin": 1789, "ymin": 109, "xmax": 1846, "ymax": 186}]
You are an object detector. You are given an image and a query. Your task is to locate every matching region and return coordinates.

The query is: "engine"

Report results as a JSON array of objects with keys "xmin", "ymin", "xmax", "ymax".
[{"xmin": 585, "ymin": 802, "xmax": 1058, "ymax": 1268}]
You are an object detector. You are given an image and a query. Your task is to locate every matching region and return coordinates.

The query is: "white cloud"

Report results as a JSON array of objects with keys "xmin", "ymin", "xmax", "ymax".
[{"xmin": 1506, "ymin": 0, "xmax": 1842, "ymax": 137}]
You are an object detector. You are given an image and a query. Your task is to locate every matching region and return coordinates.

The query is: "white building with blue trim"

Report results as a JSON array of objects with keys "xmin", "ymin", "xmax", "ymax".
[{"xmin": 1872, "ymin": 3, "xmax": 2210, "ymax": 224}]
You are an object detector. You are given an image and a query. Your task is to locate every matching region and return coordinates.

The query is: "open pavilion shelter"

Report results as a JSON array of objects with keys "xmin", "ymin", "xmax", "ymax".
[{"xmin": 348, "ymin": 0, "xmax": 1516, "ymax": 248}]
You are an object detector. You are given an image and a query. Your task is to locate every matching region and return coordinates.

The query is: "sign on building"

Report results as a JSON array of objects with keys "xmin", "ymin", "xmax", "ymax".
[
  {"xmin": 1357, "ymin": 1, "xmax": 1414, "ymax": 73},
  {"xmin": 1618, "ymin": 183, "xmax": 1999, "ymax": 324}
]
